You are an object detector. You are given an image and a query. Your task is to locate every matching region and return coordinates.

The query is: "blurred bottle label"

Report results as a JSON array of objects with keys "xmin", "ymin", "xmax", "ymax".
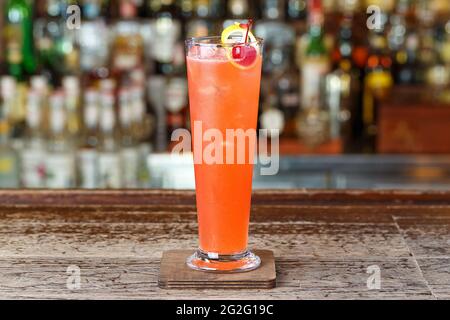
[
  {"xmin": 301, "ymin": 58, "xmax": 329, "ymax": 108},
  {"xmin": 78, "ymin": 149, "xmax": 99, "ymax": 189},
  {"xmin": 21, "ymin": 149, "xmax": 46, "ymax": 188},
  {"xmin": 138, "ymin": 143, "xmax": 151, "ymax": 188},
  {"xmin": 100, "ymin": 107, "xmax": 115, "ymax": 132},
  {"xmin": 46, "ymin": 154, "xmax": 76, "ymax": 188},
  {"xmin": 121, "ymin": 147, "xmax": 139, "ymax": 188},
  {"xmin": 79, "ymin": 20, "xmax": 109, "ymax": 71},
  {"xmin": 84, "ymin": 104, "xmax": 99, "ymax": 129},
  {"xmin": 98, "ymin": 153, "xmax": 122, "ymax": 188},
  {"xmin": 26, "ymin": 101, "xmax": 41, "ymax": 129},
  {"xmin": 0, "ymin": 154, "xmax": 19, "ymax": 188},
  {"xmin": 50, "ymin": 105, "xmax": 66, "ymax": 133}
]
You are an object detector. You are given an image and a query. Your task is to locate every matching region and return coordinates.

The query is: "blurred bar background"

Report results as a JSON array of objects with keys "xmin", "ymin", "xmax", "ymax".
[{"xmin": 0, "ymin": 0, "xmax": 450, "ymax": 190}]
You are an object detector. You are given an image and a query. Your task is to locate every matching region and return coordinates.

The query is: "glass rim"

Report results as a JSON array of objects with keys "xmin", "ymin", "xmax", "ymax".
[{"xmin": 186, "ymin": 36, "xmax": 263, "ymax": 48}]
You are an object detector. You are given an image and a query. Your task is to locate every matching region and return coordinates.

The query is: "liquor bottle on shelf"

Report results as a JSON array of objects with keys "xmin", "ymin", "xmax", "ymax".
[
  {"xmin": 34, "ymin": 0, "xmax": 79, "ymax": 85},
  {"xmin": 4, "ymin": 0, "xmax": 37, "ymax": 81},
  {"xmin": 20, "ymin": 89, "xmax": 47, "ymax": 188},
  {"xmin": 130, "ymin": 85, "xmax": 148, "ymax": 143},
  {"xmin": 150, "ymin": 0, "xmax": 182, "ymax": 75},
  {"xmin": 392, "ymin": 31, "xmax": 420, "ymax": 85},
  {"xmin": 30, "ymin": 75, "xmax": 50, "ymax": 106},
  {"xmin": 388, "ymin": 2, "xmax": 408, "ymax": 53},
  {"xmin": 331, "ymin": 10, "xmax": 353, "ymax": 69},
  {"xmin": 147, "ymin": 75, "xmax": 167, "ymax": 152},
  {"xmin": 0, "ymin": 76, "xmax": 17, "ymax": 126},
  {"xmin": 0, "ymin": 75, "xmax": 26, "ymax": 141},
  {"xmin": 437, "ymin": 24, "xmax": 450, "ymax": 101},
  {"xmin": 165, "ymin": 76, "xmax": 188, "ymax": 149},
  {"xmin": 263, "ymin": 33, "xmax": 300, "ymax": 139},
  {"xmin": 98, "ymin": 91, "xmax": 122, "ymax": 189},
  {"xmin": 326, "ymin": 12, "xmax": 359, "ymax": 149},
  {"xmin": 417, "ymin": 24, "xmax": 438, "ymax": 84},
  {"xmin": 79, "ymin": 0, "xmax": 110, "ymax": 80},
  {"xmin": 129, "ymin": 85, "xmax": 152, "ymax": 188},
  {"xmin": 424, "ymin": 24, "xmax": 450, "ymax": 99},
  {"xmin": 440, "ymin": 23, "xmax": 450, "ymax": 72},
  {"xmin": 325, "ymin": 66, "xmax": 355, "ymax": 149},
  {"xmin": 3, "ymin": 1, "xmax": 32, "ymax": 140},
  {"xmin": 112, "ymin": 1, "xmax": 144, "ymax": 73},
  {"xmin": 45, "ymin": 91, "xmax": 76, "ymax": 188},
  {"xmin": 274, "ymin": 65, "xmax": 300, "ymax": 139},
  {"xmin": 388, "ymin": 1, "xmax": 419, "ymax": 85},
  {"xmin": 29, "ymin": 75, "xmax": 50, "ymax": 148},
  {"xmin": 32, "ymin": 1, "xmax": 52, "ymax": 66},
  {"xmin": 300, "ymin": 0, "xmax": 330, "ymax": 108},
  {"xmin": 61, "ymin": 1, "xmax": 80, "ymax": 76},
  {"xmin": 117, "ymin": 87, "xmax": 132, "ymax": 144},
  {"xmin": 63, "ymin": 76, "xmax": 81, "ymax": 138},
  {"xmin": 118, "ymin": 87, "xmax": 140, "ymax": 188},
  {"xmin": 362, "ymin": 28, "xmax": 393, "ymax": 153},
  {"xmin": 296, "ymin": 0, "xmax": 331, "ymax": 148},
  {"xmin": 0, "ymin": 20, "xmax": 3, "ymax": 72},
  {"xmin": 77, "ymin": 88, "xmax": 100, "ymax": 189},
  {"xmin": 0, "ymin": 96, "xmax": 20, "ymax": 188},
  {"xmin": 254, "ymin": 17, "xmax": 296, "ymax": 75}
]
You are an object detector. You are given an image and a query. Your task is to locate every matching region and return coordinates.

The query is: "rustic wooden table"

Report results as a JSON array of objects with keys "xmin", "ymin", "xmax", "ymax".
[{"xmin": 0, "ymin": 189, "xmax": 449, "ymax": 299}]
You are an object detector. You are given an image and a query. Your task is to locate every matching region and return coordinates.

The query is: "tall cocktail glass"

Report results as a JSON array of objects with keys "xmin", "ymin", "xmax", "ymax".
[{"xmin": 186, "ymin": 36, "xmax": 263, "ymax": 272}]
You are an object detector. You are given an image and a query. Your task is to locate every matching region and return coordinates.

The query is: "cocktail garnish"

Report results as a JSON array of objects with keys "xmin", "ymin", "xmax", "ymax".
[{"xmin": 221, "ymin": 20, "xmax": 258, "ymax": 69}]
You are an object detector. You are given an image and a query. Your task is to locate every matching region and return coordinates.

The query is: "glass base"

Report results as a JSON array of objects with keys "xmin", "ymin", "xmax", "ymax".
[{"xmin": 186, "ymin": 249, "xmax": 261, "ymax": 273}]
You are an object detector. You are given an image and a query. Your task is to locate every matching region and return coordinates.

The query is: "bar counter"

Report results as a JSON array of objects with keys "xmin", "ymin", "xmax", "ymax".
[{"xmin": 0, "ymin": 189, "xmax": 449, "ymax": 299}]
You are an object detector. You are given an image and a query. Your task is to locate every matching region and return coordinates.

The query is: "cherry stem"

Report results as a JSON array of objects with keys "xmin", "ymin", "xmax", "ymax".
[{"xmin": 244, "ymin": 19, "xmax": 253, "ymax": 45}]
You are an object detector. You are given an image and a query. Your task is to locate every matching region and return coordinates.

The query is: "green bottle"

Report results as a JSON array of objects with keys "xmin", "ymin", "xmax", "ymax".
[
  {"xmin": 300, "ymin": 0, "xmax": 330, "ymax": 109},
  {"xmin": 5, "ymin": 0, "xmax": 37, "ymax": 81},
  {"xmin": 305, "ymin": 0, "xmax": 327, "ymax": 57},
  {"xmin": 297, "ymin": 0, "xmax": 331, "ymax": 147}
]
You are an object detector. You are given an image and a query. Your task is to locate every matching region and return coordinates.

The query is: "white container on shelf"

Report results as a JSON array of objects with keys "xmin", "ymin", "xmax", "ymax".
[{"xmin": 147, "ymin": 153, "xmax": 195, "ymax": 189}]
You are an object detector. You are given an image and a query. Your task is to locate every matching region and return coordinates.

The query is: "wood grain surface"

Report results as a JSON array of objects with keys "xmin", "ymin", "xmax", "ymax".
[{"xmin": 0, "ymin": 189, "xmax": 449, "ymax": 300}]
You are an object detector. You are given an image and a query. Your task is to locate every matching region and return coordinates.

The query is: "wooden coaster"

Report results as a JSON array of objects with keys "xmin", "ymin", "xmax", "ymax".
[{"xmin": 158, "ymin": 250, "xmax": 276, "ymax": 289}]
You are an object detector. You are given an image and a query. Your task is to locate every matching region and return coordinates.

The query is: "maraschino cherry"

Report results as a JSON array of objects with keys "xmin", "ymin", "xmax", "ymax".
[{"xmin": 231, "ymin": 19, "xmax": 257, "ymax": 67}]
